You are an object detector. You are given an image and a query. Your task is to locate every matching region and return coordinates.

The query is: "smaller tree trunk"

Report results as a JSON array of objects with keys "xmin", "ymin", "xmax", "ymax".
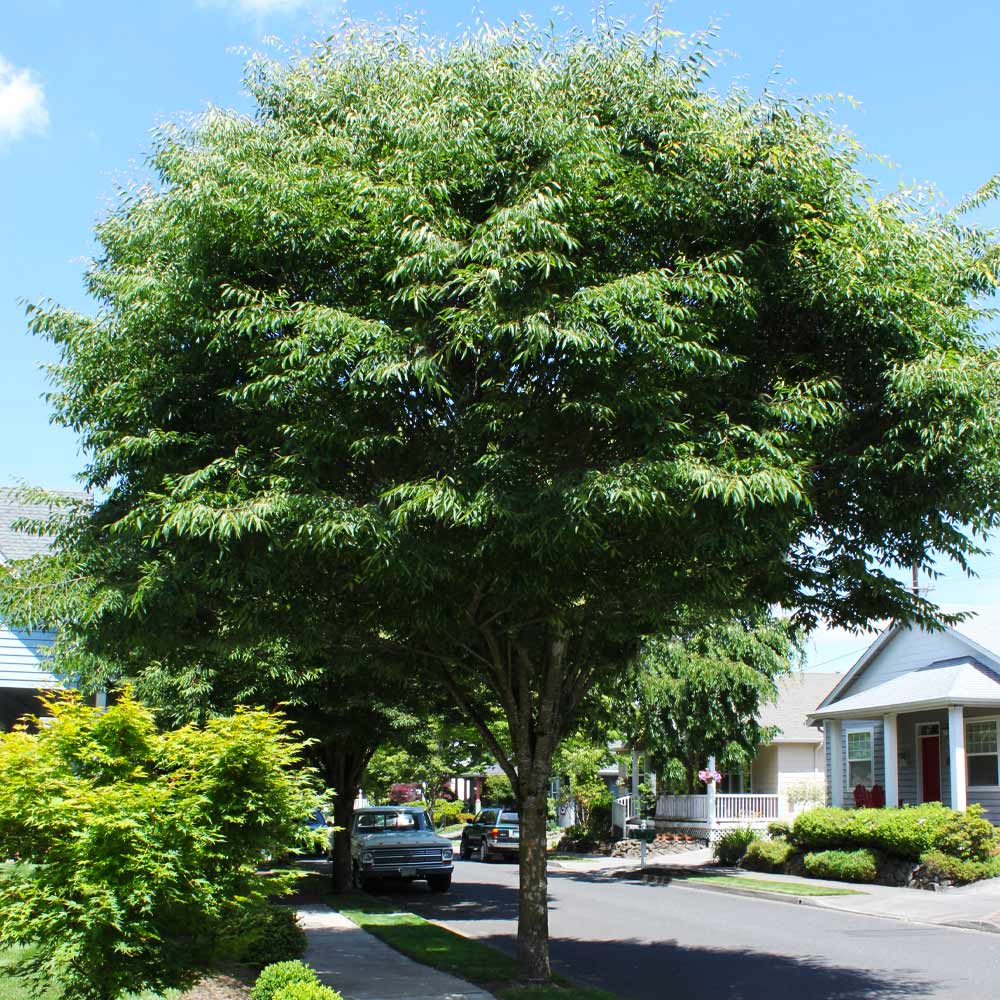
[
  {"xmin": 332, "ymin": 784, "xmax": 358, "ymax": 894},
  {"xmin": 517, "ymin": 781, "xmax": 552, "ymax": 982}
]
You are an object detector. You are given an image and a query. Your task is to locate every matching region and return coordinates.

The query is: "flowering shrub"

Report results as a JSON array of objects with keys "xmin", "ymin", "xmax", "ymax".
[{"xmin": 388, "ymin": 783, "xmax": 422, "ymax": 804}]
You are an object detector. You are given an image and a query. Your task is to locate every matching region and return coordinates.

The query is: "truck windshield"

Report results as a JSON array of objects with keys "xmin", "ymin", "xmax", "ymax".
[{"xmin": 354, "ymin": 811, "xmax": 431, "ymax": 833}]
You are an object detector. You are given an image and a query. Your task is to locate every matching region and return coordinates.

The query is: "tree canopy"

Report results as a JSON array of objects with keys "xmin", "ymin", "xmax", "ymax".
[
  {"xmin": 6, "ymin": 21, "xmax": 1000, "ymax": 980},
  {"xmin": 621, "ymin": 617, "xmax": 800, "ymax": 793}
]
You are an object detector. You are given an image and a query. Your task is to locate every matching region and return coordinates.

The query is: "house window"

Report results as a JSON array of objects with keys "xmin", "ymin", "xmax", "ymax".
[
  {"xmin": 847, "ymin": 730, "xmax": 874, "ymax": 788},
  {"xmin": 966, "ymin": 719, "xmax": 999, "ymax": 787}
]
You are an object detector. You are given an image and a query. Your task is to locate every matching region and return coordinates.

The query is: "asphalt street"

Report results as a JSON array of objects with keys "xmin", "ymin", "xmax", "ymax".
[{"xmin": 376, "ymin": 859, "xmax": 1000, "ymax": 1000}]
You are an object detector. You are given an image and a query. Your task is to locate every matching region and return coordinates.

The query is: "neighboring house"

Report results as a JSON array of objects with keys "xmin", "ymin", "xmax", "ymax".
[
  {"xmin": 650, "ymin": 671, "xmax": 843, "ymax": 839},
  {"xmin": 750, "ymin": 671, "xmax": 844, "ymax": 811},
  {"xmin": 808, "ymin": 622, "xmax": 1000, "ymax": 824},
  {"xmin": 0, "ymin": 490, "xmax": 83, "ymax": 730}
]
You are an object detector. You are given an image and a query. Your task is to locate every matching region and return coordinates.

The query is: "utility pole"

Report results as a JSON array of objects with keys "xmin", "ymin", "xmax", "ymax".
[{"xmin": 911, "ymin": 564, "xmax": 919, "ymax": 597}]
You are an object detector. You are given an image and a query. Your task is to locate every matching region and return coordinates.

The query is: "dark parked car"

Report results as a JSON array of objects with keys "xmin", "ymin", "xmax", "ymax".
[{"xmin": 460, "ymin": 807, "xmax": 520, "ymax": 862}]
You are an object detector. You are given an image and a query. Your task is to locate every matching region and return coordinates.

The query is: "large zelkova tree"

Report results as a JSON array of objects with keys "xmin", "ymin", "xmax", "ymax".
[
  {"xmin": 619, "ymin": 616, "xmax": 799, "ymax": 793},
  {"xmin": 6, "ymin": 22, "xmax": 1000, "ymax": 980}
]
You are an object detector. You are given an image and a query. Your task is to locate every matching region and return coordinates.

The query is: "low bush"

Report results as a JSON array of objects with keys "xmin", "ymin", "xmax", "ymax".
[
  {"xmin": 742, "ymin": 838, "xmax": 794, "ymax": 873},
  {"xmin": 714, "ymin": 827, "xmax": 759, "ymax": 866},
  {"xmin": 430, "ymin": 798, "xmax": 465, "ymax": 825},
  {"xmin": 766, "ymin": 820, "xmax": 792, "ymax": 840},
  {"xmin": 792, "ymin": 803, "xmax": 958, "ymax": 860},
  {"xmin": 456, "ymin": 812, "xmax": 476, "ymax": 824},
  {"xmin": 218, "ymin": 904, "xmax": 307, "ymax": 968},
  {"xmin": 251, "ymin": 961, "xmax": 319, "ymax": 1000},
  {"xmin": 803, "ymin": 849, "xmax": 877, "ymax": 883},
  {"xmin": 932, "ymin": 804, "xmax": 998, "ymax": 862},
  {"xmin": 273, "ymin": 983, "xmax": 343, "ymax": 1000},
  {"xmin": 919, "ymin": 850, "xmax": 1000, "ymax": 886}
]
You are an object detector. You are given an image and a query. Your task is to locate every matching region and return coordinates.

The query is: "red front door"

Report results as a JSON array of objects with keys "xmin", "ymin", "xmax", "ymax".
[{"xmin": 921, "ymin": 736, "xmax": 941, "ymax": 802}]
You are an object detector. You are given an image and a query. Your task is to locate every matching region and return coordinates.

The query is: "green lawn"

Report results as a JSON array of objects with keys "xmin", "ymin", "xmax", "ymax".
[
  {"xmin": 333, "ymin": 895, "xmax": 619, "ymax": 1000},
  {"xmin": 674, "ymin": 874, "xmax": 864, "ymax": 897}
]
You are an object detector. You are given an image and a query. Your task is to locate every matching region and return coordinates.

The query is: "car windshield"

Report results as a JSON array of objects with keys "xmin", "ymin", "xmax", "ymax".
[
  {"xmin": 354, "ymin": 810, "xmax": 431, "ymax": 833},
  {"xmin": 499, "ymin": 812, "xmax": 519, "ymax": 824}
]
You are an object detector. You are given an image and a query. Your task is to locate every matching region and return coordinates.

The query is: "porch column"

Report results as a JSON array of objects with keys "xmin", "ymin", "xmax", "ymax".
[
  {"xmin": 826, "ymin": 719, "xmax": 844, "ymax": 807},
  {"xmin": 706, "ymin": 755, "xmax": 717, "ymax": 832},
  {"xmin": 882, "ymin": 712, "xmax": 899, "ymax": 808},
  {"xmin": 948, "ymin": 705, "xmax": 967, "ymax": 812}
]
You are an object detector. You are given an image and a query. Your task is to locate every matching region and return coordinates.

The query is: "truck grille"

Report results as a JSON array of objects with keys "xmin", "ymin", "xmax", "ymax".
[{"xmin": 371, "ymin": 847, "xmax": 444, "ymax": 866}]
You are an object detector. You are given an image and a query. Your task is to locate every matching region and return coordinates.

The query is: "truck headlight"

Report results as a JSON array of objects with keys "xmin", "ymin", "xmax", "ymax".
[
  {"xmin": 442, "ymin": 848, "xmax": 453, "ymax": 862},
  {"xmin": 361, "ymin": 851, "xmax": 374, "ymax": 865}
]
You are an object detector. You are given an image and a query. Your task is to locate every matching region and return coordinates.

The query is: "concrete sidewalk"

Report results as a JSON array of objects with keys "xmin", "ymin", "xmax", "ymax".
[{"xmin": 298, "ymin": 904, "xmax": 496, "ymax": 1000}]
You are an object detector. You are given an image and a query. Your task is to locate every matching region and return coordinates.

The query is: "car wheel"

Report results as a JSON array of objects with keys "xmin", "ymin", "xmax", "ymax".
[
  {"xmin": 353, "ymin": 862, "xmax": 375, "ymax": 892},
  {"xmin": 460, "ymin": 838, "xmax": 472, "ymax": 860},
  {"xmin": 479, "ymin": 840, "xmax": 491, "ymax": 863},
  {"xmin": 427, "ymin": 874, "xmax": 452, "ymax": 893}
]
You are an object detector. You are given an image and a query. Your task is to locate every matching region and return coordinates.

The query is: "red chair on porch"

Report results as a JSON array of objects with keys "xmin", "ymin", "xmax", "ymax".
[{"xmin": 853, "ymin": 784, "xmax": 885, "ymax": 808}]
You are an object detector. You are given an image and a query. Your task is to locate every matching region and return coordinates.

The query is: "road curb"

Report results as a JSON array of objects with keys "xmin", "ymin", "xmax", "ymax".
[{"xmin": 631, "ymin": 872, "xmax": 837, "ymax": 909}]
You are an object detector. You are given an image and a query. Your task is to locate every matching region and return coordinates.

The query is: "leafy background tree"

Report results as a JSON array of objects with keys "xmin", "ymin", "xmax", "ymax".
[
  {"xmin": 622, "ymin": 616, "xmax": 800, "ymax": 793},
  {"xmin": 5, "ymin": 20, "xmax": 1000, "ymax": 981},
  {"xmin": 0, "ymin": 693, "xmax": 318, "ymax": 1000}
]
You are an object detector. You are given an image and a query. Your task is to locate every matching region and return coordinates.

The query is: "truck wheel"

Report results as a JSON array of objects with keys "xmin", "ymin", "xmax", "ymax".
[
  {"xmin": 460, "ymin": 838, "xmax": 472, "ymax": 860},
  {"xmin": 479, "ymin": 840, "xmax": 491, "ymax": 863},
  {"xmin": 353, "ymin": 862, "xmax": 374, "ymax": 892},
  {"xmin": 427, "ymin": 874, "xmax": 452, "ymax": 893}
]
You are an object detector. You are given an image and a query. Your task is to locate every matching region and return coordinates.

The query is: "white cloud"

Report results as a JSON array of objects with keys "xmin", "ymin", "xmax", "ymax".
[{"xmin": 0, "ymin": 56, "xmax": 48, "ymax": 144}]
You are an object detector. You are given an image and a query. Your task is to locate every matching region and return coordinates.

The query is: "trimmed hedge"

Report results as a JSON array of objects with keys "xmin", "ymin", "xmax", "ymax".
[
  {"xmin": 791, "ymin": 803, "xmax": 997, "ymax": 862},
  {"xmin": 766, "ymin": 820, "xmax": 792, "ymax": 840},
  {"xmin": 919, "ymin": 850, "xmax": 1000, "ymax": 886},
  {"xmin": 251, "ymin": 961, "xmax": 319, "ymax": 1000},
  {"xmin": 803, "ymin": 849, "xmax": 878, "ymax": 883},
  {"xmin": 274, "ymin": 984, "xmax": 343, "ymax": 1000},
  {"xmin": 741, "ymin": 838, "xmax": 794, "ymax": 873}
]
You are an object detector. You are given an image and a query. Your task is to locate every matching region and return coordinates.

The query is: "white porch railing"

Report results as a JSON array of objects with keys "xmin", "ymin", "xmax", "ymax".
[
  {"xmin": 714, "ymin": 794, "xmax": 780, "ymax": 822},
  {"xmin": 612, "ymin": 794, "xmax": 639, "ymax": 833},
  {"xmin": 654, "ymin": 794, "xmax": 709, "ymax": 821},
  {"xmin": 656, "ymin": 792, "xmax": 779, "ymax": 831}
]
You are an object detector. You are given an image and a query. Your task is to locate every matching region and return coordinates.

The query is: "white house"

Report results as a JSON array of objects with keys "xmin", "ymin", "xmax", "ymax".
[
  {"xmin": 0, "ymin": 491, "xmax": 71, "ymax": 729},
  {"xmin": 808, "ymin": 623, "xmax": 1000, "ymax": 824}
]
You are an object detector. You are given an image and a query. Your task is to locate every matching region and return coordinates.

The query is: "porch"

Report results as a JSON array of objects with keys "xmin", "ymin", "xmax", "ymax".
[
  {"xmin": 809, "ymin": 654, "xmax": 1000, "ymax": 823},
  {"xmin": 647, "ymin": 790, "xmax": 780, "ymax": 841}
]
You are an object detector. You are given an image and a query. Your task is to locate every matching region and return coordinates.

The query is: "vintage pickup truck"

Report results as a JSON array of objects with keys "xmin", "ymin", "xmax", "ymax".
[{"xmin": 351, "ymin": 805, "xmax": 454, "ymax": 892}]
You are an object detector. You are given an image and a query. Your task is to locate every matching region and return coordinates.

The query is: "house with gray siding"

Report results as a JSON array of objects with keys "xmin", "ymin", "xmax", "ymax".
[
  {"xmin": 0, "ymin": 490, "xmax": 82, "ymax": 729},
  {"xmin": 808, "ymin": 623, "xmax": 1000, "ymax": 824}
]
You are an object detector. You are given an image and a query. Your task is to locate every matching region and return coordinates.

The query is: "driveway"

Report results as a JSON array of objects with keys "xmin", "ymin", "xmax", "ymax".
[{"xmin": 379, "ymin": 858, "xmax": 1000, "ymax": 1000}]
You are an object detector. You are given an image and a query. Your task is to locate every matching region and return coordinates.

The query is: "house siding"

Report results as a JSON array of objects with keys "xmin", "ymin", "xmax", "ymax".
[
  {"xmin": 776, "ymin": 742, "xmax": 825, "ymax": 816},
  {"xmin": 0, "ymin": 624, "xmax": 58, "ymax": 689},
  {"xmin": 750, "ymin": 744, "xmax": 778, "ymax": 794},
  {"xmin": 828, "ymin": 719, "xmax": 885, "ymax": 806},
  {"xmin": 845, "ymin": 629, "xmax": 988, "ymax": 698}
]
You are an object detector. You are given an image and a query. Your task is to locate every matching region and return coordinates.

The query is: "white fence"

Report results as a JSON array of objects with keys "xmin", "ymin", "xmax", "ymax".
[{"xmin": 656, "ymin": 792, "xmax": 779, "ymax": 833}]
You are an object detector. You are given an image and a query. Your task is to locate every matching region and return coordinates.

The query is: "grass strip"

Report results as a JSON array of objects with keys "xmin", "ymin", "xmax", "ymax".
[
  {"xmin": 332, "ymin": 895, "xmax": 619, "ymax": 1000},
  {"xmin": 674, "ymin": 874, "xmax": 864, "ymax": 897}
]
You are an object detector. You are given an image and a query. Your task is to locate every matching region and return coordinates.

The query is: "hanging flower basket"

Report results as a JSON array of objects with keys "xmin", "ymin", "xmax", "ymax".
[{"xmin": 698, "ymin": 768, "xmax": 723, "ymax": 785}]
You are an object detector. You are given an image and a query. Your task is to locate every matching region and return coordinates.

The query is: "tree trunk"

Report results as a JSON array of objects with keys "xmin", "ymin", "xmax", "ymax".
[
  {"xmin": 327, "ymin": 746, "xmax": 366, "ymax": 894},
  {"xmin": 517, "ymin": 777, "xmax": 552, "ymax": 982}
]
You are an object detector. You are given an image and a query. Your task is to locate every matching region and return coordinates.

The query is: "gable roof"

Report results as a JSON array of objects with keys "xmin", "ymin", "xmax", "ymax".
[
  {"xmin": 815, "ymin": 621, "xmax": 1000, "ymax": 715},
  {"xmin": 0, "ymin": 489, "xmax": 88, "ymax": 564},
  {"xmin": 809, "ymin": 656, "xmax": 1000, "ymax": 720},
  {"xmin": 759, "ymin": 671, "xmax": 843, "ymax": 743}
]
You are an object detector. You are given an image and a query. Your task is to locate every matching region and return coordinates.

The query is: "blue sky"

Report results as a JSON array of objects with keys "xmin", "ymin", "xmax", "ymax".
[{"xmin": 2, "ymin": 0, "xmax": 1000, "ymax": 667}]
